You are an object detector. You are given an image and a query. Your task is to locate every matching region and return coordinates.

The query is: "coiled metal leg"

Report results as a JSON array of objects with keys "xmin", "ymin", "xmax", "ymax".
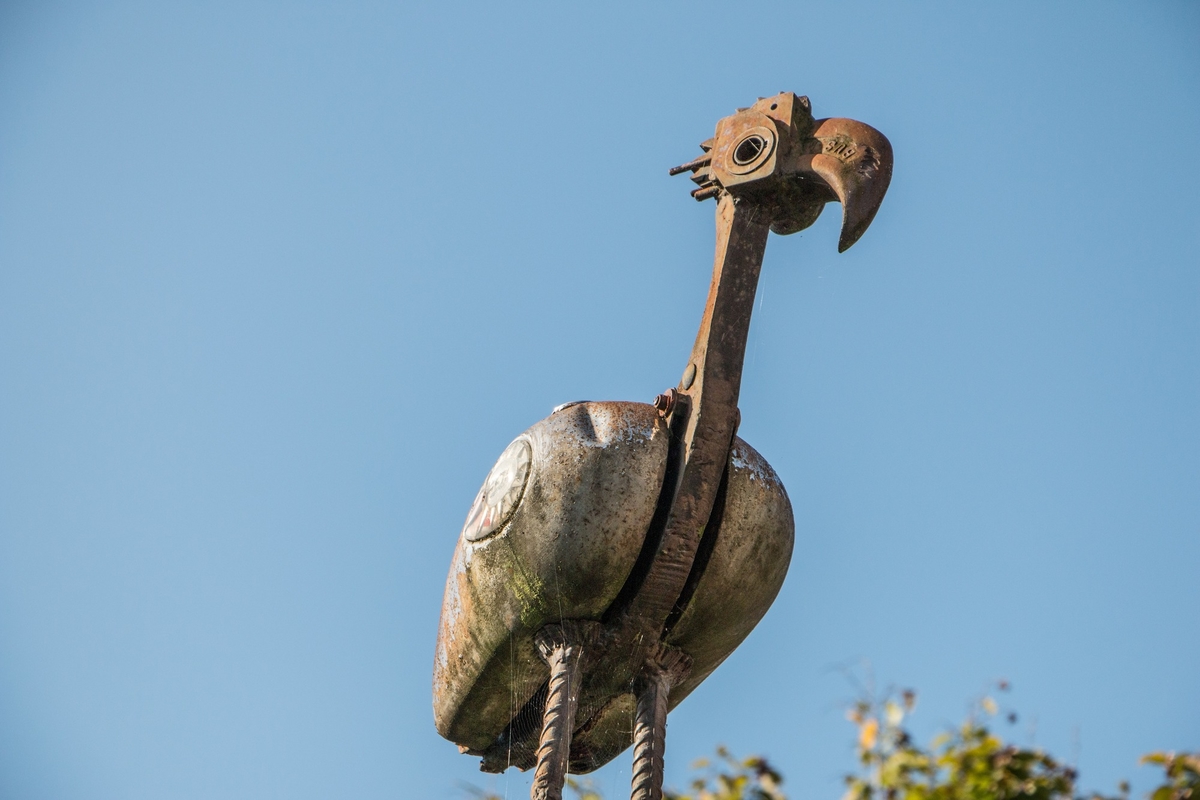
[
  {"xmin": 630, "ymin": 647, "xmax": 691, "ymax": 800},
  {"xmin": 531, "ymin": 623, "xmax": 597, "ymax": 800}
]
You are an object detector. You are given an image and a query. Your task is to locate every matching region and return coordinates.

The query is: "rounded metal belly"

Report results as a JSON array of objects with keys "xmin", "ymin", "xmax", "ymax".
[{"xmin": 432, "ymin": 401, "xmax": 794, "ymax": 769}]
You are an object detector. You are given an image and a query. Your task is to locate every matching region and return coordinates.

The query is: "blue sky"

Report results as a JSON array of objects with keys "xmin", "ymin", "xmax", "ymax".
[{"xmin": 1, "ymin": 3, "xmax": 1197, "ymax": 798}]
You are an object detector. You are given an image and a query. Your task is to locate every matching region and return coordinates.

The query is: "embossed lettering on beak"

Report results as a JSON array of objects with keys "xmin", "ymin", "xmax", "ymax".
[{"xmin": 797, "ymin": 118, "xmax": 894, "ymax": 252}]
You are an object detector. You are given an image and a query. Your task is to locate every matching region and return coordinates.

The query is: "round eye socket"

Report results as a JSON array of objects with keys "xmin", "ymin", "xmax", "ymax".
[
  {"xmin": 462, "ymin": 438, "xmax": 532, "ymax": 542},
  {"xmin": 726, "ymin": 127, "xmax": 776, "ymax": 175},
  {"xmin": 733, "ymin": 135, "xmax": 767, "ymax": 165}
]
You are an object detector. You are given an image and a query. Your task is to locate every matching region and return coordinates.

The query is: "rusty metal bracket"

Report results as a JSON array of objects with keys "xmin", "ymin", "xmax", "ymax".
[{"xmin": 616, "ymin": 193, "xmax": 770, "ymax": 642}]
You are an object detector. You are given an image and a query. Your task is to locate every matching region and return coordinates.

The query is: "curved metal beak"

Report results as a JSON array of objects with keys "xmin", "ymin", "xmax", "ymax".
[{"xmin": 796, "ymin": 118, "xmax": 893, "ymax": 252}]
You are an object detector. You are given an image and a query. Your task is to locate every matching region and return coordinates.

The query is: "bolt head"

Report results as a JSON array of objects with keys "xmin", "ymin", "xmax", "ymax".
[{"xmin": 653, "ymin": 388, "xmax": 678, "ymax": 415}]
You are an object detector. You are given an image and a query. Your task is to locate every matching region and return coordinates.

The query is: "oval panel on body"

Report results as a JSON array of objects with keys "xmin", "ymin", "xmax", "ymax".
[{"xmin": 433, "ymin": 402, "xmax": 670, "ymax": 749}]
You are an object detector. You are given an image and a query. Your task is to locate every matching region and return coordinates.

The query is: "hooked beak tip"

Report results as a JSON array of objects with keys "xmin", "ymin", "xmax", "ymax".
[
  {"xmin": 804, "ymin": 119, "xmax": 893, "ymax": 253},
  {"xmin": 837, "ymin": 195, "xmax": 885, "ymax": 252}
]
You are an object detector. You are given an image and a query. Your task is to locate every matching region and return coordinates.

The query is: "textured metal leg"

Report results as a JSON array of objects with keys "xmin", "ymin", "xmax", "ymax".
[
  {"xmin": 630, "ymin": 648, "xmax": 691, "ymax": 800},
  {"xmin": 630, "ymin": 671, "xmax": 669, "ymax": 800},
  {"xmin": 531, "ymin": 624, "xmax": 593, "ymax": 800}
]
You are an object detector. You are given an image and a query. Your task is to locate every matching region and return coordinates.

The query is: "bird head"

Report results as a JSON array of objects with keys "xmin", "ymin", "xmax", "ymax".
[{"xmin": 671, "ymin": 92, "xmax": 893, "ymax": 251}]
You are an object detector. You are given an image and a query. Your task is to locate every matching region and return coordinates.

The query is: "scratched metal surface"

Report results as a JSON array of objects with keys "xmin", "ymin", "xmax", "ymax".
[{"xmin": 433, "ymin": 402, "xmax": 669, "ymax": 750}]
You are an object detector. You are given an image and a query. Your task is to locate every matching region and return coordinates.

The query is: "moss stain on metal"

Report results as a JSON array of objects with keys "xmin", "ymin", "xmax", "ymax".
[{"xmin": 432, "ymin": 92, "xmax": 894, "ymax": 800}]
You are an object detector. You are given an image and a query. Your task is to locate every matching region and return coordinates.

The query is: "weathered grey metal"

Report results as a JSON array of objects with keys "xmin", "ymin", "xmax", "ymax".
[
  {"xmin": 433, "ymin": 402, "xmax": 669, "ymax": 750},
  {"xmin": 432, "ymin": 91, "xmax": 892, "ymax": 799}
]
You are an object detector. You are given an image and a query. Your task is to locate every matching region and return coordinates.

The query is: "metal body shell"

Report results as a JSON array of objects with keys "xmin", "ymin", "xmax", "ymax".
[
  {"xmin": 434, "ymin": 402, "xmax": 670, "ymax": 749},
  {"xmin": 433, "ymin": 401, "xmax": 793, "ymax": 769}
]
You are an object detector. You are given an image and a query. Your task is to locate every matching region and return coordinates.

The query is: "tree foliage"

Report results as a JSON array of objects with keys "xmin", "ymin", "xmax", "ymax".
[
  {"xmin": 836, "ymin": 686, "xmax": 1116, "ymax": 800},
  {"xmin": 470, "ymin": 685, "xmax": 1193, "ymax": 800},
  {"xmin": 1138, "ymin": 752, "xmax": 1198, "ymax": 800},
  {"xmin": 666, "ymin": 746, "xmax": 785, "ymax": 800}
]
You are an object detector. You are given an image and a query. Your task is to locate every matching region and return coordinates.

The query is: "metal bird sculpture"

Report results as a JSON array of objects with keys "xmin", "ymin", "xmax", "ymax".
[{"xmin": 433, "ymin": 92, "xmax": 893, "ymax": 800}]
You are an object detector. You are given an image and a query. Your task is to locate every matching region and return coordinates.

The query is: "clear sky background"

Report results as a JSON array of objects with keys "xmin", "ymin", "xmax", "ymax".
[{"xmin": 1, "ymin": 3, "xmax": 1197, "ymax": 799}]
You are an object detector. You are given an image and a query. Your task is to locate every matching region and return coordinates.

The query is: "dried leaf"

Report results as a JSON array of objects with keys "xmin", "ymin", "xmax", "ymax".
[{"xmin": 860, "ymin": 718, "xmax": 879, "ymax": 750}]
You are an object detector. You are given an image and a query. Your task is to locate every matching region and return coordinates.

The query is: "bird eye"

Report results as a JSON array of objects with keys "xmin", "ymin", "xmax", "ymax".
[
  {"xmin": 725, "ymin": 127, "xmax": 776, "ymax": 175},
  {"xmin": 462, "ymin": 438, "xmax": 532, "ymax": 542},
  {"xmin": 733, "ymin": 135, "xmax": 767, "ymax": 165}
]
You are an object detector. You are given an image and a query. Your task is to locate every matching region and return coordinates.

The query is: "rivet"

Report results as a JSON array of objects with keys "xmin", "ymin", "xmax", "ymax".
[{"xmin": 681, "ymin": 363, "xmax": 696, "ymax": 390}]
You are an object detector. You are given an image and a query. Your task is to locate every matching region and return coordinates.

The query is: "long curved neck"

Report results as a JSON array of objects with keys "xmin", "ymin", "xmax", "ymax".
[
  {"xmin": 620, "ymin": 194, "xmax": 771, "ymax": 636},
  {"xmin": 678, "ymin": 194, "xmax": 770, "ymax": 463}
]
